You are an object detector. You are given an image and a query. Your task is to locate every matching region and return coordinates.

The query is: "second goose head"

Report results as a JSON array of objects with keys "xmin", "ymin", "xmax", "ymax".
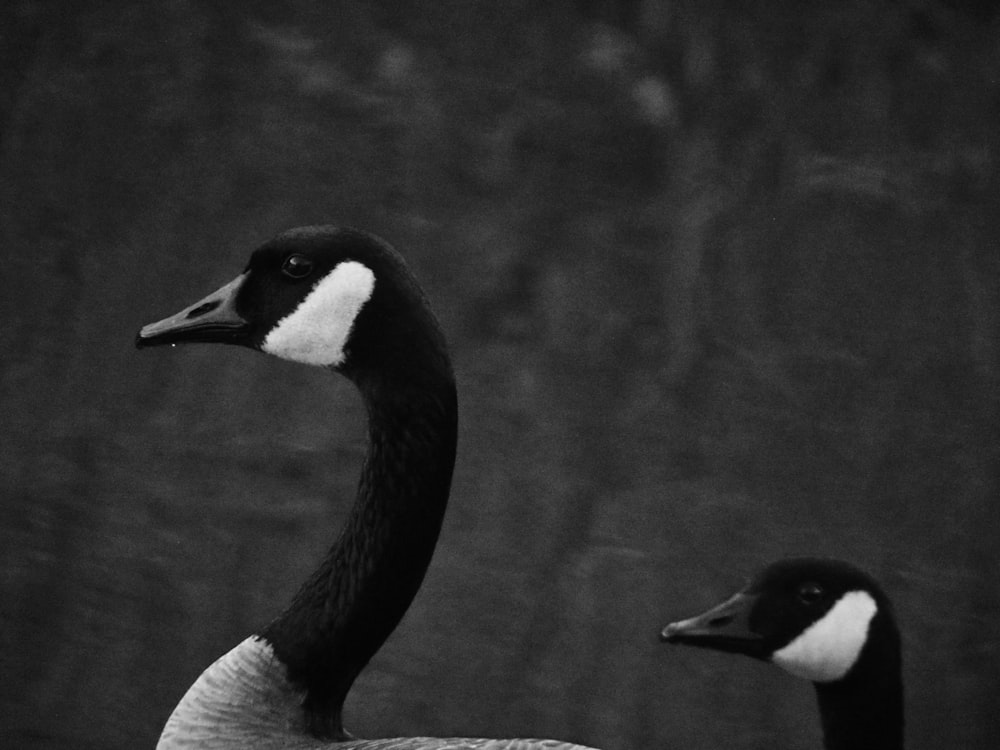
[{"xmin": 661, "ymin": 558, "xmax": 904, "ymax": 750}]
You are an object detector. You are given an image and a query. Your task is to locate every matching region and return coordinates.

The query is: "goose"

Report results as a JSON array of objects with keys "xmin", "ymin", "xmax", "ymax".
[
  {"xmin": 661, "ymin": 557, "xmax": 903, "ymax": 750},
  {"xmin": 137, "ymin": 226, "xmax": 596, "ymax": 750}
]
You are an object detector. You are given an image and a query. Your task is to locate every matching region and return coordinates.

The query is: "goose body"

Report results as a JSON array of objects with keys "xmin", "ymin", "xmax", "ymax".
[
  {"xmin": 661, "ymin": 558, "xmax": 904, "ymax": 750},
  {"xmin": 138, "ymin": 226, "xmax": 596, "ymax": 750}
]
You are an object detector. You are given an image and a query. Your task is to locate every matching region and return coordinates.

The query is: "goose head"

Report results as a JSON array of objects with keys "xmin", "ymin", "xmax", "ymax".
[
  {"xmin": 661, "ymin": 558, "xmax": 895, "ymax": 684},
  {"xmin": 136, "ymin": 225, "xmax": 450, "ymax": 387}
]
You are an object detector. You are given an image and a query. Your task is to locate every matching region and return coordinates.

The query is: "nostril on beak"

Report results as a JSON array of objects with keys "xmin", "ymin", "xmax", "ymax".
[
  {"xmin": 186, "ymin": 300, "xmax": 221, "ymax": 319},
  {"xmin": 707, "ymin": 614, "xmax": 733, "ymax": 628}
]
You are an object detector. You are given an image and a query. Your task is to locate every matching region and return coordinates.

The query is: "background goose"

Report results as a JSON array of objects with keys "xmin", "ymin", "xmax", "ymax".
[
  {"xmin": 137, "ymin": 226, "xmax": 596, "ymax": 750},
  {"xmin": 661, "ymin": 558, "xmax": 903, "ymax": 750}
]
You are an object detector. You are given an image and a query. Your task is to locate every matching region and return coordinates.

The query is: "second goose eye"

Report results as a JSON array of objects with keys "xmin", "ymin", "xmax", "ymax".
[
  {"xmin": 282, "ymin": 254, "xmax": 314, "ymax": 279},
  {"xmin": 797, "ymin": 582, "xmax": 824, "ymax": 604}
]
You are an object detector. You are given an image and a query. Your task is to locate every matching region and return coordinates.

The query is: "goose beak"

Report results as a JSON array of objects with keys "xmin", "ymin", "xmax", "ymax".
[
  {"xmin": 660, "ymin": 591, "xmax": 766, "ymax": 658},
  {"xmin": 136, "ymin": 273, "xmax": 250, "ymax": 349}
]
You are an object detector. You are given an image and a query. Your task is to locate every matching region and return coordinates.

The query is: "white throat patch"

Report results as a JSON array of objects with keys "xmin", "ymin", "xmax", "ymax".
[
  {"xmin": 772, "ymin": 590, "xmax": 878, "ymax": 682},
  {"xmin": 262, "ymin": 261, "xmax": 375, "ymax": 366}
]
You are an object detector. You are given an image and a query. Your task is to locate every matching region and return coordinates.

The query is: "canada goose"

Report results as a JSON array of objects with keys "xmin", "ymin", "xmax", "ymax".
[
  {"xmin": 138, "ymin": 226, "xmax": 595, "ymax": 750},
  {"xmin": 661, "ymin": 558, "xmax": 903, "ymax": 750}
]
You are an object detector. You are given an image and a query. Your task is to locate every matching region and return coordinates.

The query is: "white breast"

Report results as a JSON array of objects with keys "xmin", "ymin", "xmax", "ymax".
[
  {"xmin": 262, "ymin": 261, "xmax": 376, "ymax": 366},
  {"xmin": 771, "ymin": 590, "xmax": 878, "ymax": 682},
  {"xmin": 156, "ymin": 637, "xmax": 307, "ymax": 749}
]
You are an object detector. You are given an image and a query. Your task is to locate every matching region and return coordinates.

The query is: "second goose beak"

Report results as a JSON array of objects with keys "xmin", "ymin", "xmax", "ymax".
[
  {"xmin": 136, "ymin": 273, "xmax": 250, "ymax": 349},
  {"xmin": 661, "ymin": 592, "xmax": 766, "ymax": 658}
]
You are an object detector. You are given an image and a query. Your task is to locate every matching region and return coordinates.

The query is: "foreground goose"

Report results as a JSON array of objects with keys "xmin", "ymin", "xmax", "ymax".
[
  {"xmin": 661, "ymin": 558, "xmax": 903, "ymax": 750},
  {"xmin": 138, "ymin": 226, "xmax": 596, "ymax": 750}
]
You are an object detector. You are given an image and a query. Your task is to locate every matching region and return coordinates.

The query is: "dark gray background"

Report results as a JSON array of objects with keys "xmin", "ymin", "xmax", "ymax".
[{"xmin": 2, "ymin": 2, "xmax": 998, "ymax": 748}]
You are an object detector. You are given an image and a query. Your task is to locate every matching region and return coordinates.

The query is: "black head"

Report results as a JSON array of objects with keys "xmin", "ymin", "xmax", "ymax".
[
  {"xmin": 136, "ymin": 226, "xmax": 450, "ymax": 384},
  {"xmin": 662, "ymin": 558, "xmax": 893, "ymax": 683}
]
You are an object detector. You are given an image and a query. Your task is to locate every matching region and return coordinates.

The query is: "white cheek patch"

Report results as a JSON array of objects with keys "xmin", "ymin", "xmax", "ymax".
[
  {"xmin": 262, "ymin": 261, "xmax": 375, "ymax": 366},
  {"xmin": 772, "ymin": 590, "xmax": 878, "ymax": 682}
]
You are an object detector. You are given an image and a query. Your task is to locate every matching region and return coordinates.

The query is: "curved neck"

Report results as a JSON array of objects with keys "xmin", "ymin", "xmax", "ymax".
[
  {"xmin": 813, "ymin": 617, "xmax": 904, "ymax": 750},
  {"xmin": 260, "ymin": 366, "xmax": 457, "ymax": 740}
]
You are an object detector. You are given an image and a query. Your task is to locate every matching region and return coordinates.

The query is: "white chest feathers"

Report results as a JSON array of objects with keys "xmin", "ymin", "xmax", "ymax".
[
  {"xmin": 771, "ymin": 590, "xmax": 878, "ymax": 682},
  {"xmin": 262, "ymin": 261, "xmax": 376, "ymax": 366},
  {"xmin": 157, "ymin": 637, "xmax": 307, "ymax": 749}
]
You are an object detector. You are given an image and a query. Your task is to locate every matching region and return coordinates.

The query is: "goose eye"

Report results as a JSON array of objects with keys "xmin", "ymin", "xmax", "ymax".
[
  {"xmin": 797, "ymin": 582, "xmax": 824, "ymax": 604},
  {"xmin": 282, "ymin": 254, "xmax": 314, "ymax": 279}
]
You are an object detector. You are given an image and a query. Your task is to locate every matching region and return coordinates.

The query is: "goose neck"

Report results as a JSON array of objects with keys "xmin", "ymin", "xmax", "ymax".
[
  {"xmin": 262, "ymin": 371, "xmax": 457, "ymax": 739},
  {"xmin": 814, "ymin": 620, "xmax": 904, "ymax": 750}
]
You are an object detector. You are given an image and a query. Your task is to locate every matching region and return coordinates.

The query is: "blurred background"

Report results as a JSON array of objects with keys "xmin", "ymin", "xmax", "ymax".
[{"xmin": 2, "ymin": 1, "xmax": 998, "ymax": 748}]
